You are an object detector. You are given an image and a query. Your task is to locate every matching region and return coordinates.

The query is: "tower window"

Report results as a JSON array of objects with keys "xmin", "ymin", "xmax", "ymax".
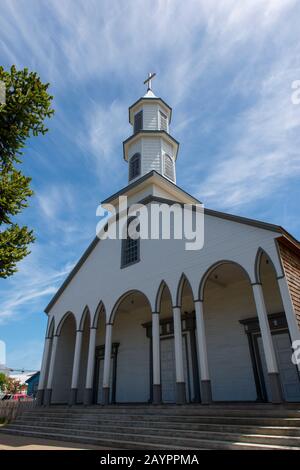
[
  {"xmin": 163, "ymin": 154, "xmax": 175, "ymax": 181},
  {"xmin": 121, "ymin": 217, "xmax": 140, "ymax": 268},
  {"xmin": 129, "ymin": 153, "xmax": 141, "ymax": 181},
  {"xmin": 159, "ymin": 111, "xmax": 168, "ymax": 132},
  {"xmin": 134, "ymin": 110, "xmax": 143, "ymax": 133}
]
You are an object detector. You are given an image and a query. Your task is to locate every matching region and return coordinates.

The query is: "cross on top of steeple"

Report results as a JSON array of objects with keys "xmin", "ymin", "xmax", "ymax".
[{"xmin": 143, "ymin": 72, "xmax": 156, "ymax": 92}]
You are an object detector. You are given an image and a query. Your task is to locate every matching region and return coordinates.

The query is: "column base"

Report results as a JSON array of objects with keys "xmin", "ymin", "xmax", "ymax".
[
  {"xmin": 83, "ymin": 388, "xmax": 93, "ymax": 406},
  {"xmin": 152, "ymin": 384, "xmax": 162, "ymax": 404},
  {"xmin": 36, "ymin": 389, "xmax": 44, "ymax": 406},
  {"xmin": 43, "ymin": 389, "xmax": 52, "ymax": 406},
  {"xmin": 69, "ymin": 388, "xmax": 78, "ymax": 406},
  {"xmin": 176, "ymin": 382, "xmax": 186, "ymax": 404},
  {"xmin": 200, "ymin": 380, "xmax": 212, "ymax": 404},
  {"xmin": 102, "ymin": 387, "xmax": 110, "ymax": 405},
  {"xmin": 268, "ymin": 372, "xmax": 283, "ymax": 404}
]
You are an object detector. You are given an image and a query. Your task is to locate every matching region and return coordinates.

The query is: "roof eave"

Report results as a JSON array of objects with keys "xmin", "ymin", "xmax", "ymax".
[
  {"xmin": 102, "ymin": 170, "xmax": 199, "ymax": 206},
  {"xmin": 204, "ymin": 208, "xmax": 284, "ymax": 235},
  {"xmin": 276, "ymin": 231, "xmax": 300, "ymax": 253}
]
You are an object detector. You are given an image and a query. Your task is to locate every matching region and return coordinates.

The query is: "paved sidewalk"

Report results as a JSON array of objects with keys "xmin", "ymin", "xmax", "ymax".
[{"xmin": 0, "ymin": 433, "xmax": 111, "ymax": 450}]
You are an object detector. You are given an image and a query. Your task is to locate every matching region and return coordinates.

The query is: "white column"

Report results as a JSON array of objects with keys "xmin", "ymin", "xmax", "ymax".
[
  {"xmin": 152, "ymin": 312, "xmax": 161, "ymax": 403},
  {"xmin": 252, "ymin": 283, "xmax": 283, "ymax": 403},
  {"xmin": 46, "ymin": 335, "xmax": 58, "ymax": 390},
  {"xmin": 71, "ymin": 330, "xmax": 83, "ymax": 389},
  {"xmin": 172, "ymin": 307, "xmax": 185, "ymax": 383},
  {"xmin": 38, "ymin": 337, "xmax": 52, "ymax": 391},
  {"xmin": 194, "ymin": 301, "xmax": 209, "ymax": 381},
  {"xmin": 69, "ymin": 329, "xmax": 83, "ymax": 405},
  {"xmin": 252, "ymin": 284, "xmax": 278, "ymax": 373},
  {"xmin": 102, "ymin": 323, "xmax": 113, "ymax": 404},
  {"xmin": 85, "ymin": 327, "xmax": 97, "ymax": 389},
  {"xmin": 194, "ymin": 300, "xmax": 212, "ymax": 403},
  {"xmin": 277, "ymin": 277, "xmax": 300, "ymax": 344},
  {"xmin": 152, "ymin": 313, "xmax": 161, "ymax": 386}
]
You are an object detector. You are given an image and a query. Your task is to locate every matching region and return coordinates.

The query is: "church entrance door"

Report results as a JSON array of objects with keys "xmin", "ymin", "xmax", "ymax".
[
  {"xmin": 93, "ymin": 343, "xmax": 119, "ymax": 404},
  {"xmin": 96, "ymin": 358, "xmax": 113, "ymax": 404},
  {"xmin": 257, "ymin": 332, "xmax": 300, "ymax": 402}
]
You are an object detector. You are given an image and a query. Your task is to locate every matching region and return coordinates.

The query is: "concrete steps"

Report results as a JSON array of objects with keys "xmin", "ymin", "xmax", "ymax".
[
  {"xmin": 18, "ymin": 422, "xmax": 300, "ymax": 438},
  {"xmin": 21, "ymin": 404, "xmax": 300, "ymax": 417},
  {"xmin": 1, "ymin": 405, "xmax": 300, "ymax": 450},
  {"xmin": 16, "ymin": 410, "xmax": 300, "ymax": 427},
  {"xmin": 14, "ymin": 415, "xmax": 300, "ymax": 436}
]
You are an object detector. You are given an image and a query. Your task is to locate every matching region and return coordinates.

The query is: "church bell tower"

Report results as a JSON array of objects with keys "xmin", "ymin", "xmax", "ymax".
[{"xmin": 123, "ymin": 73, "xmax": 179, "ymax": 184}]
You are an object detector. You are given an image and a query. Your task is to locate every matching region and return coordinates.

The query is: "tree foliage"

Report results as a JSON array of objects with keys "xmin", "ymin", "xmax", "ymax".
[
  {"xmin": 0, "ymin": 372, "xmax": 7, "ymax": 391},
  {"xmin": 0, "ymin": 65, "xmax": 54, "ymax": 278},
  {"xmin": 0, "ymin": 373, "xmax": 26, "ymax": 394},
  {"xmin": 4, "ymin": 376, "xmax": 24, "ymax": 394}
]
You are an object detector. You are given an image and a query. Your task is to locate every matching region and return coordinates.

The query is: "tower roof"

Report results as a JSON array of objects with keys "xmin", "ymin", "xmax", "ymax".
[{"xmin": 143, "ymin": 89, "xmax": 157, "ymax": 98}]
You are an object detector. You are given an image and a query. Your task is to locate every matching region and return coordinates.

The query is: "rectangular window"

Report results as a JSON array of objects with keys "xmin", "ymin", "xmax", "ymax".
[
  {"xmin": 121, "ymin": 218, "xmax": 140, "ymax": 268},
  {"xmin": 129, "ymin": 153, "xmax": 141, "ymax": 180},
  {"xmin": 159, "ymin": 111, "xmax": 168, "ymax": 132},
  {"xmin": 134, "ymin": 110, "xmax": 143, "ymax": 133}
]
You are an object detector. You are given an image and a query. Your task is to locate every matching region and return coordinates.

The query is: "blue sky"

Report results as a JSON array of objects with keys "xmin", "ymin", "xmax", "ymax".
[{"xmin": 1, "ymin": 0, "xmax": 300, "ymax": 371}]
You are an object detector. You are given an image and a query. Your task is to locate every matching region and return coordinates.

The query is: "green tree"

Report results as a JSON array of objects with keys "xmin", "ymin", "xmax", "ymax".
[
  {"xmin": 0, "ymin": 372, "xmax": 8, "ymax": 391},
  {"xmin": 5, "ymin": 376, "xmax": 23, "ymax": 394},
  {"xmin": 0, "ymin": 65, "xmax": 54, "ymax": 278}
]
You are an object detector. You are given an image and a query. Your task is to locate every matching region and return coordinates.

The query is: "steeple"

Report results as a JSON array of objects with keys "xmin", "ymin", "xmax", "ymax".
[{"xmin": 123, "ymin": 73, "xmax": 179, "ymax": 184}]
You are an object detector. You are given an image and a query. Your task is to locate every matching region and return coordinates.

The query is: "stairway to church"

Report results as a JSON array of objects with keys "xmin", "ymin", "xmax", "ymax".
[{"xmin": 1, "ymin": 404, "xmax": 300, "ymax": 450}]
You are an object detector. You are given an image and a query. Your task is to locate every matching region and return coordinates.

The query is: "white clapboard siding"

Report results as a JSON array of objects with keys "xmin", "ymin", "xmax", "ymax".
[
  {"xmin": 128, "ymin": 140, "xmax": 142, "ymax": 160},
  {"xmin": 141, "ymin": 137, "xmax": 161, "ymax": 174},
  {"xmin": 142, "ymin": 104, "xmax": 158, "ymax": 130}
]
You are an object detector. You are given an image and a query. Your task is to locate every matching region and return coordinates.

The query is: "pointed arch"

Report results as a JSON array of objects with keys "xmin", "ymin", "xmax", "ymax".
[
  {"xmin": 110, "ymin": 289, "xmax": 152, "ymax": 324},
  {"xmin": 79, "ymin": 306, "xmax": 91, "ymax": 331},
  {"xmin": 92, "ymin": 300, "xmax": 106, "ymax": 328},
  {"xmin": 55, "ymin": 311, "xmax": 76, "ymax": 336},
  {"xmin": 255, "ymin": 247, "xmax": 278, "ymax": 284},
  {"xmin": 176, "ymin": 273, "xmax": 193, "ymax": 307},
  {"xmin": 52, "ymin": 311, "xmax": 76, "ymax": 403},
  {"xmin": 46, "ymin": 317, "xmax": 55, "ymax": 339},
  {"xmin": 199, "ymin": 260, "xmax": 252, "ymax": 301},
  {"xmin": 155, "ymin": 280, "xmax": 173, "ymax": 313}
]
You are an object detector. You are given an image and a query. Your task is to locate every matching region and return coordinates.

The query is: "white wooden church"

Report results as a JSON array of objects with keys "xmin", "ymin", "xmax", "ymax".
[{"xmin": 37, "ymin": 75, "xmax": 300, "ymax": 408}]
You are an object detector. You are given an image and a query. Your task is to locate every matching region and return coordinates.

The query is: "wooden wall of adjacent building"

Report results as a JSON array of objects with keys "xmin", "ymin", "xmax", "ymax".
[{"xmin": 278, "ymin": 239, "xmax": 300, "ymax": 328}]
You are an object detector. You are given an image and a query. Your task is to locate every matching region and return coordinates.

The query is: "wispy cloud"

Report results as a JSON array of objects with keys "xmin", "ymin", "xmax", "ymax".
[
  {"xmin": 0, "ymin": 287, "xmax": 56, "ymax": 324},
  {"xmin": 197, "ymin": 56, "xmax": 300, "ymax": 209},
  {"xmin": 2, "ymin": 1, "xmax": 293, "ymax": 97},
  {"xmin": 0, "ymin": 256, "xmax": 74, "ymax": 325},
  {"xmin": 78, "ymin": 100, "xmax": 129, "ymax": 183},
  {"xmin": 37, "ymin": 184, "xmax": 76, "ymax": 221}
]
